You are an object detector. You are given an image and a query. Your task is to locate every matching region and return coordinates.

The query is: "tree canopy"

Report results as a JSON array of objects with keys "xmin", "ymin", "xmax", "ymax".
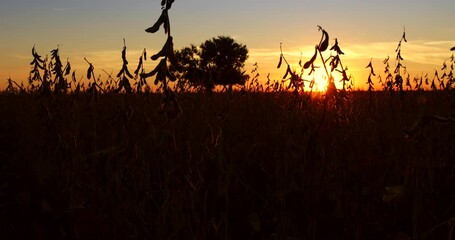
[{"xmin": 173, "ymin": 36, "xmax": 249, "ymax": 90}]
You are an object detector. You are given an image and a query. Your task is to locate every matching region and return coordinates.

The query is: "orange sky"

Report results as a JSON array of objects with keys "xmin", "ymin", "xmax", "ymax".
[{"xmin": 1, "ymin": 0, "xmax": 455, "ymax": 90}]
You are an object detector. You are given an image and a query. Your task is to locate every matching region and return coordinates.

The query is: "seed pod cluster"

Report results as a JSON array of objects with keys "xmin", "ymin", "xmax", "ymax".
[
  {"xmin": 114, "ymin": 40, "xmax": 134, "ymax": 93},
  {"xmin": 30, "ymin": 46, "xmax": 45, "ymax": 70},
  {"xmin": 330, "ymin": 38, "xmax": 344, "ymax": 55},
  {"xmin": 366, "ymin": 59, "xmax": 376, "ymax": 76},
  {"xmin": 143, "ymin": 0, "xmax": 178, "ymax": 94}
]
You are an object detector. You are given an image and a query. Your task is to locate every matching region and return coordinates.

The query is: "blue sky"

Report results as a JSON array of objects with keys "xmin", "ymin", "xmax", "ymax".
[{"xmin": 1, "ymin": 0, "xmax": 455, "ymax": 90}]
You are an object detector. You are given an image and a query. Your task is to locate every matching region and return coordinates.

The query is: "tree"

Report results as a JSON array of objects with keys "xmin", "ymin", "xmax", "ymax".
[
  {"xmin": 174, "ymin": 36, "xmax": 249, "ymax": 91},
  {"xmin": 173, "ymin": 44, "xmax": 205, "ymax": 90}
]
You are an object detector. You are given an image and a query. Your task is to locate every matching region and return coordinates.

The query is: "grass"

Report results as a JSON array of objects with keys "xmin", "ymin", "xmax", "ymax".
[{"xmin": 1, "ymin": 90, "xmax": 455, "ymax": 239}]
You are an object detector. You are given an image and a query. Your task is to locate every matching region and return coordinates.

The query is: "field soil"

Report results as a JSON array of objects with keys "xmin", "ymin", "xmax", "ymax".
[{"xmin": 1, "ymin": 91, "xmax": 455, "ymax": 239}]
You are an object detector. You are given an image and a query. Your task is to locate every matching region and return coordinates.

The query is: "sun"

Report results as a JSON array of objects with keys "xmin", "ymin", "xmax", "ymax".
[
  {"xmin": 313, "ymin": 76, "xmax": 329, "ymax": 92},
  {"xmin": 303, "ymin": 71, "xmax": 329, "ymax": 92}
]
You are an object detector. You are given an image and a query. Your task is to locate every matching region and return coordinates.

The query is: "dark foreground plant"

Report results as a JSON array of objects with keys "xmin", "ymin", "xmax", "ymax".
[
  {"xmin": 133, "ymin": 48, "xmax": 148, "ymax": 93},
  {"xmin": 277, "ymin": 43, "xmax": 312, "ymax": 94},
  {"xmin": 1, "ymin": 91, "xmax": 455, "ymax": 240},
  {"xmin": 114, "ymin": 39, "xmax": 133, "ymax": 93},
  {"xmin": 380, "ymin": 28, "xmax": 407, "ymax": 94},
  {"xmin": 84, "ymin": 57, "xmax": 103, "ymax": 99},
  {"xmin": 278, "ymin": 26, "xmax": 352, "ymax": 98},
  {"xmin": 28, "ymin": 46, "xmax": 49, "ymax": 94},
  {"xmin": 142, "ymin": 0, "xmax": 181, "ymax": 121},
  {"xmin": 366, "ymin": 58, "xmax": 376, "ymax": 93},
  {"xmin": 50, "ymin": 47, "xmax": 71, "ymax": 94},
  {"xmin": 434, "ymin": 52, "xmax": 455, "ymax": 90}
]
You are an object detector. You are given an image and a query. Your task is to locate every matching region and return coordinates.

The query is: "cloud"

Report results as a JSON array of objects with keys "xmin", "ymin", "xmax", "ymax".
[
  {"xmin": 247, "ymin": 39, "xmax": 454, "ymax": 90},
  {"xmin": 51, "ymin": 8, "xmax": 72, "ymax": 11},
  {"xmin": 343, "ymin": 40, "xmax": 452, "ymax": 65}
]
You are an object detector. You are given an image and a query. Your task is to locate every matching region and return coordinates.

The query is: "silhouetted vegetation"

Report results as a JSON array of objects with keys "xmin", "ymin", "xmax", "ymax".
[
  {"xmin": 173, "ymin": 36, "xmax": 249, "ymax": 92},
  {"xmin": 277, "ymin": 26, "xmax": 353, "ymax": 97},
  {"xmin": 1, "ymin": 90, "xmax": 455, "ymax": 240},
  {"xmin": 2, "ymin": 1, "xmax": 455, "ymax": 239}
]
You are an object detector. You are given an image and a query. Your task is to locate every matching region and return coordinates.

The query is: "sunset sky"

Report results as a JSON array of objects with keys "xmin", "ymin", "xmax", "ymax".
[{"xmin": 1, "ymin": 0, "xmax": 455, "ymax": 90}]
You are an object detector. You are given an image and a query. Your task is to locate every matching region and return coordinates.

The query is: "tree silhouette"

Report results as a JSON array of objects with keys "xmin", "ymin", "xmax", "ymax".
[
  {"xmin": 174, "ymin": 36, "xmax": 249, "ymax": 91},
  {"xmin": 173, "ymin": 44, "xmax": 205, "ymax": 90}
]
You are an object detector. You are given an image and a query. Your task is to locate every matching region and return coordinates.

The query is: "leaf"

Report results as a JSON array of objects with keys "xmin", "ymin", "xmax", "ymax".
[
  {"xmin": 141, "ymin": 69, "xmax": 158, "ymax": 79},
  {"xmin": 141, "ymin": 58, "xmax": 166, "ymax": 79},
  {"xmin": 151, "ymin": 36, "xmax": 174, "ymax": 60},
  {"xmin": 395, "ymin": 42, "xmax": 401, "ymax": 52},
  {"xmin": 395, "ymin": 74, "xmax": 403, "ymax": 84},
  {"xmin": 303, "ymin": 46, "xmax": 318, "ymax": 69},
  {"xmin": 145, "ymin": 10, "xmax": 168, "ymax": 34},
  {"xmin": 330, "ymin": 56, "xmax": 340, "ymax": 72},
  {"xmin": 330, "ymin": 38, "xmax": 344, "ymax": 55},
  {"xmin": 65, "ymin": 62, "xmax": 71, "ymax": 76},
  {"xmin": 87, "ymin": 64, "xmax": 94, "ymax": 80},
  {"xmin": 116, "ymin": 69, "xmax": 123, "ymax": 78},
  {"xmin": 124, "ymin": 66, "xmax": 134, "ymax": 79},
  {"xmin": 166, "ymin": 70, "xmax": 176, "ymax": 82},
  {"xmin": 30, "ymin": 58, "xmax": 38, "ymax": 66},
  {"xmin": 122, "ymin": 47, "xmax": 128, "ymax": 65},
  {"xmin": 51, "ymin": 49, "xmax": 59, "ymax": 59},
  {"xmin": 277, "ymin": 55, "xmax": 283, "ymax": 69},
  {"xmin": 151, "ymin": 54, "xmax": 160, "ymax": 61},
  {"xmin": 283, "ymin": 65, "xmax": 291, "ymax": 79},
  {"xmin": 366, "ymin": 60, "xmax": 376, "ymax": 76},
  {"xmin": 442, "ymin": 61, "xmax": 447, "ymax": 71},
  {"xmin": 394, "ymin": 63, "xmax": 403, "ymax": 74},
  {"xmin": 134, "ymin": 57, "xmax": 143, "ymax": 75},
  {"xmin": 32, "ymin": 46, "xmax": 45, "ymax": 63},
  {"xmin": 155, "ymin": 70, "xmax": 166, "ymax": 85},
  {"xmin": 308, "ymin": 64, "xmax": 315, "ymax": 75},
  {"xmin": 383, "ymin": 56, "xmax": 390, "ymax": 64},
  {"xmin": 396, "ymin": 50, "xmax": 404, "ymax": 61},
  {"xmin": 32, "ymin": 46, "xmax": 39, "ymax": 59},
  {"xmin": 318, "ymin": 29, "xmax": 329, "ymax": 52}
]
